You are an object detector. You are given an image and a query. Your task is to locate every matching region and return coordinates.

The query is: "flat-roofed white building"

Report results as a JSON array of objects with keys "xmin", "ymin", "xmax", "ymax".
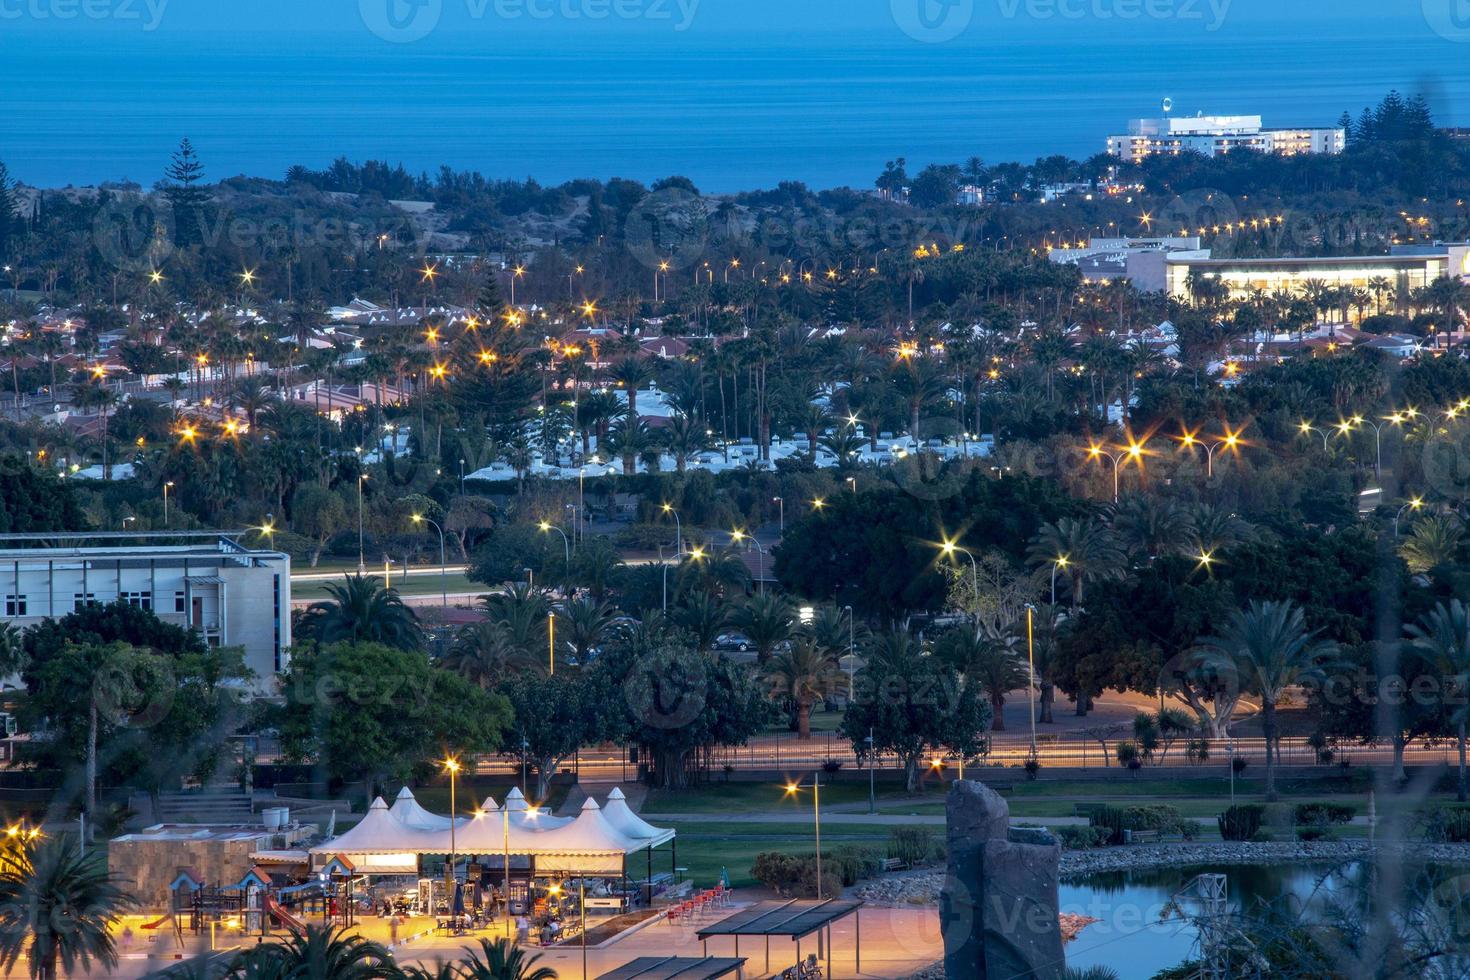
[
  {"xmin": 1108, "ymin": 114, "xmax": 1345, "ymax": 163},
  {"xmin": 0, "ymin": 533, "xmax": 291, "ymax": 687},
  {"xmin": 1049, "ymin": 237, "xmax": 1210, "ymax": 292},
  {"xmin": 1164, "ymin": 243, "xmax": 1470, "ymax": 313}
]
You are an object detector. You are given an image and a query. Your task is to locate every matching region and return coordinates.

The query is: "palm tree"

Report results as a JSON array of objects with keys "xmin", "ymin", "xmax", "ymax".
[
  {"xmin": 0, "ymin": 837, "xmax": 132, "ymax": 980},
  {"xmin": 609, "ymin": 356, "xmax": 652, "ymax": 422},
  {"xmin": 733, "ymin": 593, "xmax": 797, "ymax": 665},
  {"xmin": 1111, "ymin": 496, "xmax": 1192, "ymax": 560},
  {"xmin": 607, "ymin": 416, "xmax": 654, "ymax": 476},
  {"xmin": 1399, "ymin": 514, "xmax": 1464, "ymax": 574},
  {"xmin": 672, "ymin": 592, "xmax": 728, "ymax": 655},
  {"xmin": 1195, "ymin": 601, "xmax": 1337, "ymax": 800},
  {"xmin": 890, "ymin": 357, "xmax": 949, "ymax": 449},
  {"xmin": 299, "ymin": 575, "xmax": 423, "ymax": 651},
  {"xmin": 558, "ymin": 596, "xmax": 620, "ymax": 667},
  {"xmin": 482, "ymin": 584, "xmax": 549, "ymax": 657},
  {"xmin": 442, "ymin": 622, "xmax": 533, "ymax": 688},
  {"xmin": 936, "ymin": 629, "xmax": 1027, "ymax": 732},
  {"xmin": 817, "ymin": 427, "xmax": 865, "ymax": 467},
  {"xmin": 1406, "ymin": 600, "xmax": 1470, "ymax": 802},
  {"xmin": 232, "ymin": 924, "xmax": 394, "ymax": 980},
  {"xmin": 661, "ymin": 413, "xmax": 708, "ymax": 474},
  {"xmin": 765, "ymin": 639, "xmax": 837, "ymax": 739},
  {"xmin": 458, "ymin": 938, "xmax": 557, "ymax": 980},
  {"xmin": 1026, "ymin": 518, "xmax": 1125, "ymax": 607}
]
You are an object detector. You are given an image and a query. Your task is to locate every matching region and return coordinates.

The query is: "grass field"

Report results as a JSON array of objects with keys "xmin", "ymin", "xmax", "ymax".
[
  {"xmin": 664, "ymin": 820, "xmax": 894, "ymax": 888},
  {"xmin": 641, "ymin": 779, "xmax": 927, "ymax": 815}
]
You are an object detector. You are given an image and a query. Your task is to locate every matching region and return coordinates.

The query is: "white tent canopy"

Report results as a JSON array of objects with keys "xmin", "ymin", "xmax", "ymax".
[{"xmin": 308, "ymin": 787, "xmax": 671, "ymax": 874}]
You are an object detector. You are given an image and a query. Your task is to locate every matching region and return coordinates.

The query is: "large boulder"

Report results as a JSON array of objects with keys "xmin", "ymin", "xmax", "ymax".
[{"xmin": 940, "ymin": 780, "xmax": 1064, "ymax": 979}]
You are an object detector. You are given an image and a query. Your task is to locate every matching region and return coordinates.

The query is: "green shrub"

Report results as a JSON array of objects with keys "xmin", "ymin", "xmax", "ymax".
[
  {"xmin": 1422, "ymin": 806, "xmax": 1470, "ymax": 843},
  {"xmin": 889, "ymin": 826, "xmax": 937, "ymax": 866},
  {"xmin": 828, "ymin": 845, "xmax": 881, "ymax": 886},
  {"xmin": 1296, "ymin": 827, "xmax": 1331, "ymax": 841},
  {"xmin": 1293, "ymin": 803, "xmax": 1354, "ymax": 827},
  {"xmin": 1089, "ymin": 805, "xmax": 1126, "ymax": 845},
  {"xmin": 1218, "ymin": 804, "xmax": 1265, "ymax": 841},
  {"xmin": 1055, "ymin": 825, "xmax": 1105, "ymax": 850},
  {"xmin": 1089, "ymin": 804, "xmax": 1184, "ymax": 844}
]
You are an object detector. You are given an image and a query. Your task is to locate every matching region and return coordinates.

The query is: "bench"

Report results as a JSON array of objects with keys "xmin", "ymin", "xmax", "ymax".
[
  {"xmin": 879, "ymin": 858, "xmax": 907, "ymax": 873},
  {"xmin": 1124, "ymin": 829, "xmax": 1161, "ymax": 845}
]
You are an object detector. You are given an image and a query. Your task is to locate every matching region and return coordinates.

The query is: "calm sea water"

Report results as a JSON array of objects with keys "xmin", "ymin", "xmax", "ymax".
[{"xmin": 2, "ymin": 19, "xmax": 1467, "ymax": 192}]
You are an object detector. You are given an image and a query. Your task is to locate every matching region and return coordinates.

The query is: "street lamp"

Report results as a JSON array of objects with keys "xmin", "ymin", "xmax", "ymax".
[
  {"xmin": 163, "ymin": 481, "xmax": 175, "ymax": 527},
  {"xmin": 548, "ymin": 609, "xmax": 556, "ymax": 676},
  {"xmin": 731, "ymin": 529, "xmax": 765, "ymax": 595},
  {"xmin": 1050, "ymin": 556, "xmax": 1070, "ymax": 605},
  {"xmin": 939, "ymin": 538, "xmax": 980, "ymax": 637},
  {"xmin": 1297, "ymin": 421, "xmax": 1332, "ymax": 452},
  {"xmin": 443, "ymin": 757, "xmax": 461, "ymax": 898},
  {"xmin": 660, "ymin": 503, "xmax": 683, "ymax": 555},
  {"xmin": 772, "ymin": 496, "xmax": 784, "ymax": 533},
  {"xmin": 538, "ymin": 521, "xmax": 571, "ymax": 567},
  {"xmin": 842, "ymin": 604, "xmax": 856, "ymax": 702},
  {"xmin": 1394, "ymin": 496, "xmax": 1425, "ymax": 537},
  {"xmin": 1025, "ymin": 605, "xmax": 1038, "ymax": 761},
  {"xmin": 1087, "ymin": 439, "xmax": 1147, "ymax": 503},
  {"xmin": 356, "ymin": 473, "xmax": 369, "ymax": 573},
  {"xmin": 412, "ymin": 515, "xmax": 449, "ymax": 608},
  {"xmin": 784, "ymin": 776, "xmax": 823, "ymax": 899},
  {"xmin": 1178, "ymin": 426, "xmax": 1241, "ymax": 479}
]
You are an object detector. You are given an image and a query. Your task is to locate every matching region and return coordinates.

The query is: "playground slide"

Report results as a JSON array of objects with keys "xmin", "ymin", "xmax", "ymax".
[
  {"xmin": 265, "ymin": 897, "xmax": 307, "ymax": 934},
  {"xmin": 140, "ymin": 915, "xmax": 172, "ymax": 931}
]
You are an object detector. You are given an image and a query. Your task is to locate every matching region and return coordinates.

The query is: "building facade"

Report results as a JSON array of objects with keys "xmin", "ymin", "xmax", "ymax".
[
  {"xmin": 0, "ymin": 533, "xmax": 291, "ymax": 687},
  {"xmin": 1164, "ymin": 244, "xmax": 1470, "ymax": 309},
  {"xmin": 1107, "ymin": 114, "xmax": 1345, "ymax": 163},
  {"xmin": 1049, "ymin": 237, "xmax": 1210, "ymax": 292}
]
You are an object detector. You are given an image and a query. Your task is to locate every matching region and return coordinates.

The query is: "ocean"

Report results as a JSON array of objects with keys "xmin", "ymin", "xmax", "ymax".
[{"xmin": 2, "ymin": 15, "xmax": 1467, "ymax": 193}]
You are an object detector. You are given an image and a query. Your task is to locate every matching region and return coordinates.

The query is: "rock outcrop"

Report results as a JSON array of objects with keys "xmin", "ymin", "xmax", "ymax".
[{"xmin": 940, "ymin": 780, "xmax": 1064, "ymax": 980}]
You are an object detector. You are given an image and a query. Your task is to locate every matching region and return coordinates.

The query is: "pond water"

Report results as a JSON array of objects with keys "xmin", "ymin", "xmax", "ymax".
[{"xmin": 1058, "ymin": 864, "xmax": 1363, "ymax": 979}]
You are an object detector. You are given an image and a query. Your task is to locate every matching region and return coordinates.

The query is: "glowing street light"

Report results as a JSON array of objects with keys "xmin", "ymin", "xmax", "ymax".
[
  {"xmin": 1087, "ymin": 438, "xmax": 1149, "ymax": 503},
  {"xmin": 784, "ymin": 776, "xmax": 824, "ymax": 899},
  {"xmin": 411, "ymin": 514, "xmax": 449, "ymax": 608},
  {"xmin": 1394, "ymin": 497, "xmax": 1425, "ymax": 537},
  {"xmin": 660, "ymin": 503, "xmax": 683, "ymax": 555},
  {"xmin": 1179, "ymin": 425, "xmax": 1243, "ymax": 479}
]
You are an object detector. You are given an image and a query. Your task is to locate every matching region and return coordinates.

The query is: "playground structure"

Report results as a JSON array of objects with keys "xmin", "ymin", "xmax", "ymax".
[{"xmin": 158, "ymin": 865, "xmax": 360, "ymax": 946}]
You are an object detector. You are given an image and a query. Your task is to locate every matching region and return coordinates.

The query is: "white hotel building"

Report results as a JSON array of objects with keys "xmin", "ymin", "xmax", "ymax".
[
  {"xmin": 1107, "ymin": 114, "xmax": 1345, "ymax": 164},
  {"xmin": 0, "ymin": 533, "xmax": 291, "ymax": 687}
]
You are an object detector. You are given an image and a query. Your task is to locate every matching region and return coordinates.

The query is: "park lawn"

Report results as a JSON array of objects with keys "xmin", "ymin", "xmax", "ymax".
[
  {"xmin": 641, "ymin": 779, "xmax": 925, "ymax": 815},
  {"xmin": 665, "ymin": 820, "xmax": 890, "ymax": 890},
  {"xmin": 292, "ymin": 573, "xmax": 482, "ymax": 601}
]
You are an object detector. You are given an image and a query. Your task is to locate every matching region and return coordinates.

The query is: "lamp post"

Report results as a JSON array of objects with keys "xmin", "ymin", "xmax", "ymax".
[
  {"xmin": 1179, "ymin": 428, "xmax": 1240, "ymax": 479},
  {"xmin": 660, "ymin": 503, "xmax": 682, "ymax": 555},
  {"xmin": 772, "ymin": 496, "xmax": 784, "ymax": 533},
  {"xmin": 1087, "ymin": 440, "xmax": 1146, "ymax": 503},
  {"xmin": 843, "ymin": 605, "xmax": 855, "ymax": 701},
  {"xmin": 548, "ymin": 610, "xmax": 556, "ymax": 676},
  {"xmin": 163, "ymin": 481, "xmax": 174, "ymax": 527},
  {"xmin": 1025, "ymin": 605, "xmax": 1038, "ymax": 761},
  {"xmin": 1394, "ymin": 497, "xmax": 1425, "ymax": 537},
  {"xmin": 1051, "ymin": 556, "xmax": 1070, "ymax": 605},
  {"xmin": 412, "ymin": 515, "xmax": 449, "ymax": 608},
  {"xmin": 444, "ymin": 757, "xmax": 461, "ymax": 901},
  {"xmin": 731, "ymin": 529, "xmax": 765, "ymax": 595},
  {"xmin": 940, "ymin": 539, "xmax": 980, "ymax": 638},
  {"xmin": 538, "ymin": 521, "xmax": 571, "ymax": 569},
  {"xmin": 784, "ymin": 775, "xmax": 823, "ymax": 899},
  {"xmin": 865, "ymin": 728, "xmax": 876, "ymax": 814},
  {"xmin": 1297, "ymin": 422, "xmax": 1332, "ymax": 453},
  {"xmin": 459, "ymin": 458, "xmax": 466, "ymax": 494},
  {"xmin": 356, "ymin": 472, "xmax": 368, "ymax": 573}
]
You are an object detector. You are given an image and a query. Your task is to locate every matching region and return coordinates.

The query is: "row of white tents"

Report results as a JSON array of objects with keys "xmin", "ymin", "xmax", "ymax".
[{"xmin": 308, "ymin": 786, "xmax": 674, "ymax": 875}]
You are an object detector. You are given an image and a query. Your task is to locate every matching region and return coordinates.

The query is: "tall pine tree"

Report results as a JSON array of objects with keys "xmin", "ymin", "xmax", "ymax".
[
  {"xmin": 0, "ymin": 161, "xmax": 17, "ymax": 260},
  {"xmin": 163, "ymin": 138, "xmax": 207, "ymax": 248}
]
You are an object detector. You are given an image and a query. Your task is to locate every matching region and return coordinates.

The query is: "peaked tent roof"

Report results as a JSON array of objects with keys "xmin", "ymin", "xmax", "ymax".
[
  {"xmin": 390, "ymin": 787, "xmax": 460, "ymax": 831},
  {"xmin": 602, "ymin": 787, "xmax": 670, "ymax": 843},
  {"xmin": 309, "ymin": 797, "xmax": 435, "ymax": 855}
]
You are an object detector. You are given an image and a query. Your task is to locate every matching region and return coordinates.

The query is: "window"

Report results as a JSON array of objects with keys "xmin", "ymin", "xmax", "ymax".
[
  {"xmin": 175, "ymin": 591, "xmax": 186, "ymax": 613},
  {"xmin": 3, "ymin": 595, "xmax": 25, "ymax": 617},
  {"xmin": 123, "ymin": 591, "xmax": 152, "ymax": 611},
  {"xmin": 73, "ymin": 593, "xmax": 96, "ymax": 611}
]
